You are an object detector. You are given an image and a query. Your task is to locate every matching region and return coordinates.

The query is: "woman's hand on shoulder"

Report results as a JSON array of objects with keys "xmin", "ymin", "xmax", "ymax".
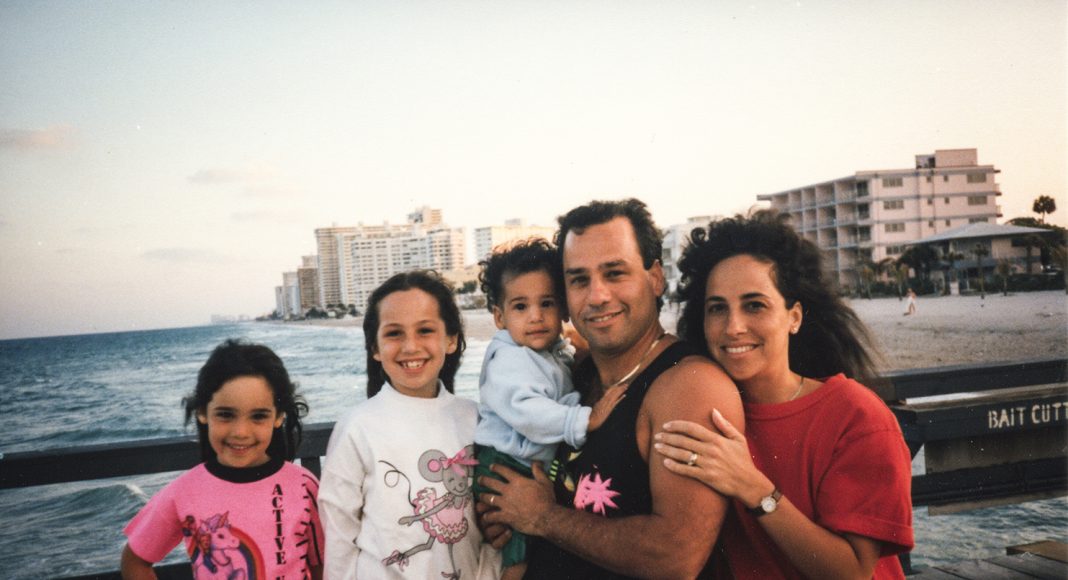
[{"xmin": 654, "ymin": 409, "xmax": 771, "ymax": 506}]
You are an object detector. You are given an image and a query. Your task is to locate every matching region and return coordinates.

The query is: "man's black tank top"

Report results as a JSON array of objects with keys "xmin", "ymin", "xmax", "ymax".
[{"xmin": 525, "ymin": 340, "xmax": 716, "ymax": 579}]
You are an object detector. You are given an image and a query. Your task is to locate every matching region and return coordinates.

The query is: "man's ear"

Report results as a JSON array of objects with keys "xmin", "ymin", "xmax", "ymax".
[{"xmin": 649, "ymin": 259, "xmax": 666, "ymax": 297}]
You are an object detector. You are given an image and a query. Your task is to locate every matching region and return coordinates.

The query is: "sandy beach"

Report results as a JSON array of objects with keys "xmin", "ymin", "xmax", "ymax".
[
  {"xmin": 295, "ymin": 289, "xmax": 1068, "ymax": 372},
  {"xmin": 845, "ymin": 290, "xmax": 1067, "ymax": 371}
]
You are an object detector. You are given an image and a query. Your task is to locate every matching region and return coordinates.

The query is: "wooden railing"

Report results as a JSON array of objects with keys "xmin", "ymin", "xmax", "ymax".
[{"xmin": 3, "ymin": 358, "xmax": 1065, "ymax": 579}]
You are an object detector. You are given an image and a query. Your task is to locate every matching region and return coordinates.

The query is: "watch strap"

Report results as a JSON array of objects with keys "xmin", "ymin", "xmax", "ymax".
[{"xmin": 747, "ymin": 487, "xmax": 782, "ymax": 516}]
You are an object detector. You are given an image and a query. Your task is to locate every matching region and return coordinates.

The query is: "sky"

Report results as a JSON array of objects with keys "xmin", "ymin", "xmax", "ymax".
[{"xmin": 1, "ymin": 1, "xmax": 1065, "ymax": 340}]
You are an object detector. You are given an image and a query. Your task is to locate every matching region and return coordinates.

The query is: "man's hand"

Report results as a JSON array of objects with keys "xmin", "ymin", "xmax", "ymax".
[
  {"xmin": 474, "ymin": 498, "xmax": 512, "ymax": 549},
  {"xmin": 479, "ymin": 462, "xmax": 557, "ymax": 536}
]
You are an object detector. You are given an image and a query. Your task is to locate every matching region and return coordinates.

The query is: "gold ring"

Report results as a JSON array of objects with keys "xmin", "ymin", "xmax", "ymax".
[
  {"xmin": 686, "ymin": 451, "xmax": 698, "ymax": 467},
  {"xmin": 490, "ymin": 495, "xmax": 496, "ymax": 506}
]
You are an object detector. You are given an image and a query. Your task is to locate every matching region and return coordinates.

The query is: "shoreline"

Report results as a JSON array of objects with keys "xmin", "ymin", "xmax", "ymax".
[{"xmin": 284, "ymin": 289, "xmax": 1068, "ymax": 371}]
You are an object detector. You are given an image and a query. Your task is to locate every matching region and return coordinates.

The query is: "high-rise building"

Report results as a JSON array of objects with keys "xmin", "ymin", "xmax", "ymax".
[
  {"xmin": 314, "ymin": 208, "xmax": 467, "ymax": 312},
  {"xmin": 277, "ymin": 271, "xmax": 300, "ymax": 319},
  {"xmin": 297, "ymin": 255, "xmax": 320, "ymax": 311},
  {"xmin": 474, "ymin": 219, "xmax": 557, "ymax": 260},
  {"xmin": 315, "ymin": 226, "xmax": 358, "ymax": 307},
  {"xmin": 757, "ymin": 149, "xmax": 1001, "ymax": 289}
]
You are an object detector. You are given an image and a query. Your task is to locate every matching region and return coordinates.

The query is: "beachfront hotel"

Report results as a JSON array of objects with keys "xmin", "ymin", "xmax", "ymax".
[
  {"xmin": 474, "ymin": 219, "xmax": 556, "ymax": 260},
  {"xmin": 757, "ymin": 148, "xmax": 1002, "ymax": 288},
  {"xmin": 312, "ymin": 207, "xmax": 466, "ymax": 312}
]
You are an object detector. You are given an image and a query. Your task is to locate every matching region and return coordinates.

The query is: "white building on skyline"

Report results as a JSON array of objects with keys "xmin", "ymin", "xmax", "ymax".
[
  {"xmin": 274, "ymin": 271, "xmax": 300, "ymax": 319},
  {"xmin": 313, "ymin": 208, "xmax": 467, "ymax": 312},
  {"xmin": 474, "ymin": 219, "xmax": 557, "ymax": 261},
  {"xmin": 661, "ymin": 215, "xmax": 719, "ymax": 297},
  {"xmin": 297, "ymin": 255, "xmax": 319, "ymax": 312},
  {"xmin": 757, "ymin": 148, "xmax": 1002, "ymax": 289},
  {"xmin": 314, "ymin": 225, "xmax": 359, "ymax": 308}
]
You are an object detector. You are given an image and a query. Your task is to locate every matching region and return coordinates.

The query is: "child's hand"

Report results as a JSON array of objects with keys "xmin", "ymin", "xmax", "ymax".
[
  {"xmin": 588, "ymin": 384, "xmax": 627, "ymax": 431},
  {"xmin": 563, "ymin": 322, "xmax": 589, "ymax": 363}
]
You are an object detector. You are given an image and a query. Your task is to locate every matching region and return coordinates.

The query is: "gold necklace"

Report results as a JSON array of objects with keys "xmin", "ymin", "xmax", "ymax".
[
  {"xmin": 604, "ymin": 332, "xmax": 668, "ymax": 389},
  {"xmin": 789, "ymin": 374, "xmax": 805, "ymax": 401}
]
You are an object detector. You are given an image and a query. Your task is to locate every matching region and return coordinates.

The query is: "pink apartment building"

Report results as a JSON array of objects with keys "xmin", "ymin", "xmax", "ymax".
[{"xmin": 757, "ymin": 149, "xmax": 1001, "ymax": 289}]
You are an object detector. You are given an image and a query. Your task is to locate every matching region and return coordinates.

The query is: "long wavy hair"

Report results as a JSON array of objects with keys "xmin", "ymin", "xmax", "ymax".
[
  {"xmin": 363, "ymin": 270, "xmax": 466, "ymax": 398},
  {"xmin": 184, "ymin": 339, "xmax": 307, "ymax": 462},
  {"xmin": 675, "ymin": 209, "xmax": 882, "ymax": 384}
]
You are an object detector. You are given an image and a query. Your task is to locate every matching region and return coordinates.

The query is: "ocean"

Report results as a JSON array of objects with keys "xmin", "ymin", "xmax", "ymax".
[{"xmin": 1, "ymin": 319, "xmax": 1065, "ymax": 578}]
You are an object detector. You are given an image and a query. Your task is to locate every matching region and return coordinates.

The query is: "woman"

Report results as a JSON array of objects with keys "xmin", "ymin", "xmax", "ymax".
[{"xmin": 654, "ymin": 210, "xmax": 913, "ymax": 579}]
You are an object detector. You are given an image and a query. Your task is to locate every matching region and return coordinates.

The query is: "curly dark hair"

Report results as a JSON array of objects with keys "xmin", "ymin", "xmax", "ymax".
[
  {"xmin": 675, "ymin": 209, "xmax": 881, "ymax": 383},
  {"xmin": 184, "ymin": 339, "xmax": 308, "ymax": 463},
  {"xmin": 478, "ymin": 237, "xmax": 564, "ymax": 315},
  {"xmin": 554, "ymin": 198, "xmax": 665, "ymax": 310},
  {"xmin": 363, "ymin": 270, "xmax": 466, "ymax": 398}
]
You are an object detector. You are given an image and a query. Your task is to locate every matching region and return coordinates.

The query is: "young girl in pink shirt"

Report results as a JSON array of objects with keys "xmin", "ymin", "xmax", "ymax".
[{"xmin": 121, "ymin": 340, "xmax": 324, "ymax": 579}]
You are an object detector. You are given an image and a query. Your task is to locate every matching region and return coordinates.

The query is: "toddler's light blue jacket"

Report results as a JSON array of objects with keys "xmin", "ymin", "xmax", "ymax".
[{"xmin": 473, "ymin": 329, "xmax": 591, "ymax": 466}]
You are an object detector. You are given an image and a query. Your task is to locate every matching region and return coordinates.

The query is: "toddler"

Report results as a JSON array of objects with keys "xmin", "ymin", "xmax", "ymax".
[{"xmin": 473, "ymin": 238, "xmax": 624, "ymax": 580}]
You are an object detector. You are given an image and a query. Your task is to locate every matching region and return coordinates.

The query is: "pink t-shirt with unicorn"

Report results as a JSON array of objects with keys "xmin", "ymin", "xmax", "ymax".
[{"xmin": 125, "ymin": 457, "xmax": 323, "ymax": 579}]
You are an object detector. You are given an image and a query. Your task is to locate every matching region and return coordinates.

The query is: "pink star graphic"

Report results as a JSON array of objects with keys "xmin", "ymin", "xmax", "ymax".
[{"xmin": 573, "ymin": 472, "xmax": 621, "ymax": 515}]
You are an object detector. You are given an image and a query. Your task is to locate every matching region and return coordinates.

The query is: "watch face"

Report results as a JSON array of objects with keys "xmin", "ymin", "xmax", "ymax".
[{"xmin": 761, "ymin": 496, "xmax": 777, "ymax": 513}]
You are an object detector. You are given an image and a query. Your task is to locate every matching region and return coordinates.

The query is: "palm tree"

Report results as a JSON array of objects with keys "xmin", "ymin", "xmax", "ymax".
[
  {"xmin": 995, "ymin": 259, "xmax": 1012, "ymax": 296},
  {"xmin": 946, "ymin": 251, "xmax": 966, "ymax": 293},
  {"xmin": 1033, "ymin": 195, "xmax": 1057, "ymax": 224},
  {"xmin": 899, "ymin": 245, "xmax": 939, "ymax": 282},
  {"xmin": 895, "ymin": 263, "xmax": 910, "ymax": 298},
  {"xmin": 876, "ymin": 257, "xmax": 898, "ymax": 297},
  {"xmin": 972, "ymin": 243, "xmax": 990, "ymax": 299},
  {"xmin": 859, "ymin": 263, "xmax": 875, "ymax": 299},
  {"xmin": 1022, "ymin": 234, "xmax": 1045, "ymax": 274}
]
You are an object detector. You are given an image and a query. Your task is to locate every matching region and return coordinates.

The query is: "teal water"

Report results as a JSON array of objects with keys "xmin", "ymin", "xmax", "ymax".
[{"xmin": 0, "ymin": 321, "xmax": 1063, "ymax": 577}]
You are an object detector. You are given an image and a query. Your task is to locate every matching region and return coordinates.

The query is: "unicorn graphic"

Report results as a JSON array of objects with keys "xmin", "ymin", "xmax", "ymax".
[{"xmin": 181, "ymin": 512, "xmax": 255, "ymax": 580}]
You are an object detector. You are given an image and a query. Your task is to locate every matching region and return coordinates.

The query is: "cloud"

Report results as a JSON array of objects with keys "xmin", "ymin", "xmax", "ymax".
[
  {"xmin": 188, "ymin": 163, "xmax": 281, "ymax": 186},
  {"xmin": 141, "ymin": 248, "xmax": 233, "ymax": 264},
  {"xmin": 0, "ymin": 125, "xmax": 76, "ymax": 150}
]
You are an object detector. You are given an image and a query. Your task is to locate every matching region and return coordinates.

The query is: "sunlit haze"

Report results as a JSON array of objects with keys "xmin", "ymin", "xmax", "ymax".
[{"xmin": 1, "ymin": 1, "xmax": 1064, "ymax": 339}]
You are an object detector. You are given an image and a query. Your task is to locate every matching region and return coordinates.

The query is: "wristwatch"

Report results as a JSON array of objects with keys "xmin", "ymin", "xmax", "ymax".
[{"xmin": 748, "ymin": 488, "xmax": 782, "ymax": 516}]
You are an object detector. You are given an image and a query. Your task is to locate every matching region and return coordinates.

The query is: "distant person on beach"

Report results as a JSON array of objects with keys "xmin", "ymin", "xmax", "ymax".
[
  {"xmin": 473, "ymin": 238, "xmax": 625, "ymax": 580},
  {"xmin": 479, "ymin": 199, "xmax": 743, "ymax": 578},
  {"xmin": 319, "ymin": 271, "xmax": 488, "ymax": 579},
  {"xmin": 121, "ymin": 340, "xmax": 324, "ymax": 579},
  {"xmin": 656, "ymin": 209, "xmax": 914, "ymax": 578},
  {"xmin": 905, "ymin": 288, "xmax": 918, "ymax": 316}
]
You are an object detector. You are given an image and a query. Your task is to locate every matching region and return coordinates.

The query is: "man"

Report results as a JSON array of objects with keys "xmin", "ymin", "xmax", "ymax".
[{"xmin": 480, "ymin": 199, "xmax": 744, "ymax": 578}]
